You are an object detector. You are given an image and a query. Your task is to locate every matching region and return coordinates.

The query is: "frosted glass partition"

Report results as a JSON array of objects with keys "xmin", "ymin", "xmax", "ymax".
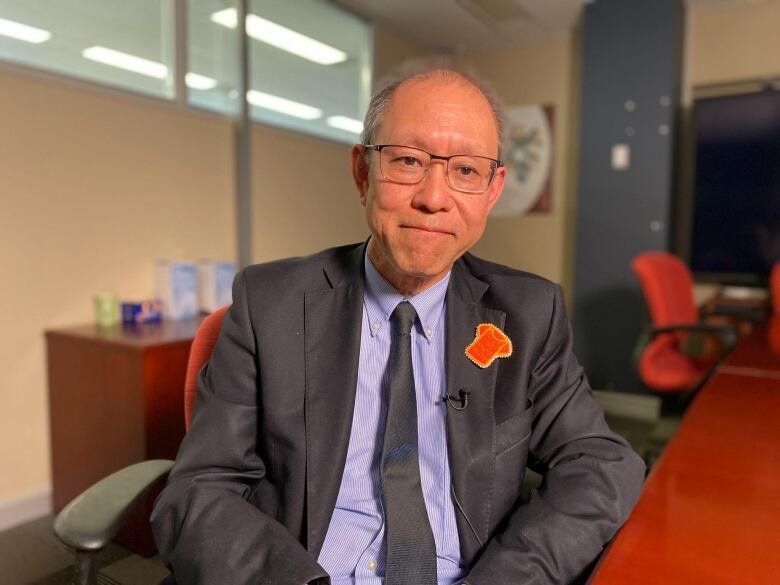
[
  {"xmin": 0, "ymin": 0, "xmax": 175, "ymax": 99},
  {"xmin": 190, "ymin": 0, "xmax": 372, "ymax": 144},
  {"xmin": 246, "ymin": 0, "xmax": 372, "ymax": 144},
  {"xmin": 187, "ymin": 0, "xmax": 240, "ymax": 116},
  {"xmin": 0, "ymin": 0, "xmax": 372, "ymax": 145}
]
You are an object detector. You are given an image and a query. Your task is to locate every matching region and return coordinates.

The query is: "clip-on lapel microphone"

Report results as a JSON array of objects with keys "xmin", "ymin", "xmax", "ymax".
[{"xmin": 442, "ymin": 388, "xmax": 470, "ymax": 411}]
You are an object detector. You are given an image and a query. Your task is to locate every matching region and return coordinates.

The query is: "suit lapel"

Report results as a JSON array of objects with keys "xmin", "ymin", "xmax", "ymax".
[
  {"xmin": 304, "ymin": 244, "xmax": 365, "ymax": 555},
  {"xmin": 445, "ymin": 260, "xmax": 506, "ymax": 562}
]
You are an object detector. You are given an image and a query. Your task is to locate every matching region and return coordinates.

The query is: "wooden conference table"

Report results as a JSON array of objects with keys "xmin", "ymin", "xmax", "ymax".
[{"xmin": 590, "ymin": 318, "xmax": 780, "ymax": 584}]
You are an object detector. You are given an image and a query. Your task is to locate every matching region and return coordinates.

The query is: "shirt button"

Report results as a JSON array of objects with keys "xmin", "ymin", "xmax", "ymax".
[
  {"xmin": 372, "ymin": 322, "xmax": 380, "ymax": 330},
  {"xmin": 426, "ymin": 328, "xmax": 433, "ymax": 336},
  {"xmin": 367, "ymin": 559, "xmax": 377, "ymax": 571}
]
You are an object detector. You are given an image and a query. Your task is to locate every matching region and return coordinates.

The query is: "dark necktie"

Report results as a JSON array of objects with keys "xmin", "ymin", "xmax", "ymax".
[{"xmin": 381, "ymin": 301, "xmax": 438, "ymax": 585}]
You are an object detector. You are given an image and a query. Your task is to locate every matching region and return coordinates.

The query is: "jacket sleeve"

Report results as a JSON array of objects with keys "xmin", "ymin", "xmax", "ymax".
[
  {"xmin": 466, "ymin": 285, "xmax": 646, "ymax": 585},
  {"xmin": 150, "ymin": 269, "xmax": 329, "ymax": 585}
]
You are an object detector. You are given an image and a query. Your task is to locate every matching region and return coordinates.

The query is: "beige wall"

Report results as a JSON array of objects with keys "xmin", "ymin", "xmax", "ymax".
[
  {"xmin": 0, "ymin": 67, "xmax": 236, "ymax": 501},
  {"xmin": 688, "ymin": 1, "xmax": 780, "ymax": 86},
  {"xmin": 250, "ymin": 125, "xmax": 367, "ymax": 262},
  {"xmin": 465, "ymin": 36, "xmax": 578, "ymax": 292},
  {"xmin": 0, "ymin": 25, "xmax": 427, "ymax": 506}
]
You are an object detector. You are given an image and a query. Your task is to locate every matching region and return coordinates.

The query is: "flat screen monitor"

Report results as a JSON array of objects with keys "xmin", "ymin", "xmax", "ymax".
[{"xmin": 689, "ymin": 90, "xmax": 780, "ymax": 285}]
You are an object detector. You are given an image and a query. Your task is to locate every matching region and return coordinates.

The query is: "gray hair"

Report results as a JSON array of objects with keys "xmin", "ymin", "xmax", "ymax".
[{"xmin": 360, "ymin": 56, "xmax": 507, "ymax": 160}]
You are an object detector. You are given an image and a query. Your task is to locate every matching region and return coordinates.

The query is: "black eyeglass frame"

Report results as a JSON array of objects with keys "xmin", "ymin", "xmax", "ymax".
[{"xmin": 363, "ymin": 144, "xmax": 503, "ymax": 194}]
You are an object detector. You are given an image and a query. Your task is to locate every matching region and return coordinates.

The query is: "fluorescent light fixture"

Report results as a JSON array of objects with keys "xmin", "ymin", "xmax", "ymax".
[
  {"xmin": 247, "ymin": 90, "xmax": 322, "ymax": 120},
  {"xmin": 81, "ymin": 49, "xmax": 214, "ymax": 90},
  {"xmin": 186, "ymin": 72, "xmax": 218, "ymax": 90},
  {"xmin": 82, "ymin": 46, "xmax": 168, "ymax": 79},
  {"xmin": 326, "ymin": 116, "xmax": 363, "ymax": 134},
  {"xmin": 0, "ymin": 17, "xmax": 51, "ymax": 44},
  {"xmin": 211, "ymin": 8, "xmax": 347, "ymax": 65}
]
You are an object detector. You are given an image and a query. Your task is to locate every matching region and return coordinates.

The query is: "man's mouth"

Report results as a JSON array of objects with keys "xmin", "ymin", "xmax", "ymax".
[{"xmin": 401, "ymin": 224, "xmax": 452, "ymax": 236}]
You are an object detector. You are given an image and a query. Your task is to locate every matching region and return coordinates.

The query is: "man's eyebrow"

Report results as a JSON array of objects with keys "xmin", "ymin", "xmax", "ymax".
[{"xmin": 388, "ymin": 139, "xmax": 493, "ymax": 157}]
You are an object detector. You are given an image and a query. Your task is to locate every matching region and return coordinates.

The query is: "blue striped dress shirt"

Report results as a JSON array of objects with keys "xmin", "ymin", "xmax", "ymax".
[{"xmin": 317, "ymin": 254, "xmax": 465, "ymax": 585}]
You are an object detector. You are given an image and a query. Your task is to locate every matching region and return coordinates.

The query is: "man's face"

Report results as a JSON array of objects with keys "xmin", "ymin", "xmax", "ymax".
[{"xmin": 351, "ymin": 76, "xmax": 505, "ymax": 295}]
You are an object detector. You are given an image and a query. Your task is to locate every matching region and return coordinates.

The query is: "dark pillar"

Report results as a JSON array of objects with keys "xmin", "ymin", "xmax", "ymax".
[{"xmin": 573, "ymin": 0, "xmax": 685, "ymax": 393}]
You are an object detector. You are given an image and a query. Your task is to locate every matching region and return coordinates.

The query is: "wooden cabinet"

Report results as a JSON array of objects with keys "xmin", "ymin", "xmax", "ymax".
[{"xmin": 46, "ymin": 317, "xmax": 202, "ymax": 553}]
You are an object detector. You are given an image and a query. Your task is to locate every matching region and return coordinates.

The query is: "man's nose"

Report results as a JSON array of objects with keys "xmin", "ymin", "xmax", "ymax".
[{"xmin": 412, "ymin": 161, "xmax": 453, "ymax": 213}]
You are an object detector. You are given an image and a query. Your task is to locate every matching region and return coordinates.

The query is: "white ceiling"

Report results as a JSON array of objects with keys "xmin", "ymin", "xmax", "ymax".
[
  {"xmin": 332, "ymin": 0, "xmax": 780, "ymax": 52},
  {"xmin": 332, "ymin": 0, "xmax": 585, "ymax": 52}
]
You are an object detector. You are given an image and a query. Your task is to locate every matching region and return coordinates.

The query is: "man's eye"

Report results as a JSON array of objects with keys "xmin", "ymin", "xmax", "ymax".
[
  {"xmin": 455, "ymin": 165, "xmax": 478, "ymax": 176},
  {"xmin": 389, "ymin": 155, "xmax": 422, "ymax": 168}
]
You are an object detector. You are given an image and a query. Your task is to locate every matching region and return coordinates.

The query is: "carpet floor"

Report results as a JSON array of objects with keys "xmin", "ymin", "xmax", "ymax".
[{"xmin": 0, "ymin": 515, "xmax": 169, "ymax": 585}]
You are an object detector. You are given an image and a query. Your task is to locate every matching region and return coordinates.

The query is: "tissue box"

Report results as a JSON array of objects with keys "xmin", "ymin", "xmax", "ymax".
[
  {"xmin": 155, "ymin": 261, "xmax": 198, "ymax": 320},
  {"xmin": 198, "ymin": 260, "xmax": 236, "ymax": 312}
]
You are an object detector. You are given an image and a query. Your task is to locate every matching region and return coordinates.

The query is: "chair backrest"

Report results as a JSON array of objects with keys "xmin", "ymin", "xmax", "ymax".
[
  {"xmin": 771, "ymin": 262, "xmax": 780, "ymax": 313},
  {"xmin": 184, "ymin": 306, "xmax": 229, "ymax": 431},
  {"xmin": 631, "ymin": 252, "xmax": 697, "ymax": 326}
]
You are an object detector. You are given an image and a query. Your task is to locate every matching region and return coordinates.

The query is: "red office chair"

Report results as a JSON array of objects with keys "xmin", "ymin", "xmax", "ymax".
[
  {"xmin": 183, "ymin": 306, "xmax": 228, "ymax": 429},
  {"xmin": 54, "ymin": 306, "xmax": 229, "ymax": 585},
  {"xmin": 631, "ymin": 252, "xmax": 735, "ymax": 396}
]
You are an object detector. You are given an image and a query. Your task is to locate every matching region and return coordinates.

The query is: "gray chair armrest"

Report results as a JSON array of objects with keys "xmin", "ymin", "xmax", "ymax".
[
  {"xmin": 647, "ymin": 322, "xmax": 737, "ymax": 349},
  {"xmin": 54, "ymin": 459, "xmax": 174, "ymax": 552},
  {"xmin": 632, "ymin": 322, "xmax": 738, "ymax": 368}
]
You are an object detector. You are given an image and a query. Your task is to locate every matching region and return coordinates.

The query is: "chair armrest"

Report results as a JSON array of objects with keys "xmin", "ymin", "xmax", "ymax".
[
  {"xmin": 54, "ymin": 459, "xmax": 174, "ymax": 552},
  {"xmin": 632, "ymin": 322, "xmax": 738, "ymax": 373},
  {"xmin": 646, "ymin": 323, "xmax": 737, "ymax": 351}
]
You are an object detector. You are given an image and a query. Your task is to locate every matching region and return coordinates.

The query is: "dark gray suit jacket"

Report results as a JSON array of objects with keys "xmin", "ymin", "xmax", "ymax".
[{"xmin": 151, "ymin": 242, "xmax": 644, "ymax": 585}]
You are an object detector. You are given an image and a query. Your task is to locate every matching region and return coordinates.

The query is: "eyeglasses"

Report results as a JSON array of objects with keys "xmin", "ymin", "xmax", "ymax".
[{"xmin": 364, "ymin": 144, "xmax": 502, "ymax": 194}]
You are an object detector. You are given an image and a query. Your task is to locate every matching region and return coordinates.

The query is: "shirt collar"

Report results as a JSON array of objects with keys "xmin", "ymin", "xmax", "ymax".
[{"xmin": 363, "ymin": 252, "xmax": 450, "ymax": 342}]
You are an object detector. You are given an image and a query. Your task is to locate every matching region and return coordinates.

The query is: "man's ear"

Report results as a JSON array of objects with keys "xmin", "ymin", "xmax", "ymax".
[
  {"xmin": 486, "ymin": 165, "xmax": 506, "ymax": 212},
  {"xmin": 351, "ymin": 145, "xmax": 370, "ymax": 205}
]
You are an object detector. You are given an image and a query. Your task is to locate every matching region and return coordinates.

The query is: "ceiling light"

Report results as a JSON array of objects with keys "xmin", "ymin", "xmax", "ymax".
[
  {"xmin": 82, "ymin": 46, "xmax": 168, "ymax": 79},
  {"xmin": 247, "ymin": 90, "xmax": 322, "ymax": 120},
  {"xmin": 81, "ymin": 50, "xmax": 214, "ymax": 90},
  {"xmin": 211, "ymin": 8, "xmax": 347, "ymax": 65},
  {"xmin": 0, "ymin": 17, "xmax": 51, "ymax": 44},
  {"xmin": 326, "ymin": 116, "xmax": 363, "ymax": 134},
  {"xmin": 185, "ymin": 72, "xmax": 218, "ymax": 90}
]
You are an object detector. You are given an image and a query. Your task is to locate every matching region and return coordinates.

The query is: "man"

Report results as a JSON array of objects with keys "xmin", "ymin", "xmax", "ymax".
[{"xmin": 151, "ymin": 64, "xmax": 645, "ymax": 585}]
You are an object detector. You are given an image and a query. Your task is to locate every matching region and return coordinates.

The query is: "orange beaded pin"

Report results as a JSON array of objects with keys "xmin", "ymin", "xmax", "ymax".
[{"xmin": 465, "ymin": 323, "xmax": 513, "ymax": 368}]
